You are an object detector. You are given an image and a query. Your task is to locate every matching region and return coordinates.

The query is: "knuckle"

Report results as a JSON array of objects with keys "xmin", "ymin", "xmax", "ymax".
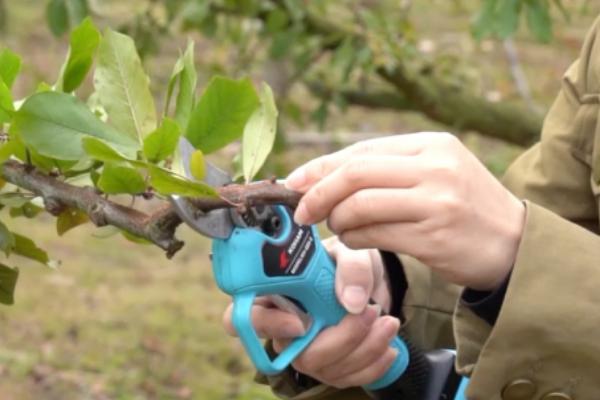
[
  {"xmin": 341, "ymin": 158, "xmax": 369, "ymax": 186},
  {"xmin": 303, "ymin": 185, "xmax": 325, "ymax": 217},
  {"xmin": 432, "ymin": 192, "xmax": 462, "ymax": 216},
  {"xmin": 430, "ymin": 158, "xmax": 461, "ymax": 181},
  {"xmin": 350, "ymin": 190, "xmax": 373, "ymax": 218}
]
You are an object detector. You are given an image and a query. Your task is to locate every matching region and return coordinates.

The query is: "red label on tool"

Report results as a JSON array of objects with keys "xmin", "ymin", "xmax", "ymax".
[{"xmin": 279, "ymin": 250, "xmax": 289, "ymax": 269}]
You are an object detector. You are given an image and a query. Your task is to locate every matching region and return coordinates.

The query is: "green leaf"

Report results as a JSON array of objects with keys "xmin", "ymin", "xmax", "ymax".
[
  {"xmin": 148, "ymin": 166, "xmax": 218, "ymax": 197},
  {"xmin": 270, "ymin": 30, "xmax": 298, "ymax": 59},
  {"xmin": 98, "ymin": 163, "xmax": 146, "ymax": 194},
  {"xmin": 265, "ymin": 9, "xmax": 289, "ymax": 34},
  {"xmin": 0, "ymin": 48, "xmax": 22, "ymax": 88},
  {"xmin": 143, "ymin": 118, "xmax": 181, "ymax": 163},
  {"xmin": 0, "ymin": 193, "xmax": 34, "ymax": 208},
  {"xmin": 0, "ymin": 76, "xmax": 14, "ymax": 124},
  {"xmin": 186, "ymin": 76, "xmax": 260, "ymax": 154},
  {"xmin": 95, "ymin": 28, "xmax": 157, "ymax": 142},
  {"xmin": 0, "ymin": 220, "xmax": 15, "ymax": 256},
  {"xmin": 57, "ymin": 17, "xmax": 101, "ymax": 93},
  {"xmin": 14, "ymin": 91, "xmax": 139, "ymax": 161},
  {"xmin": 242, "ymin": 83, "xmax": 278, "ymax": 182},
  {"xmin": 47, "ymin": 0, "xmax": 69, "ymax": 36},
  {"xmin": 121, "ymin": 230, "xmax": 151, "ymax": 244},
  {"xmin": 12, "ymin": 233, "xmax": 57, "ymax": 268},
  {"xmin": 495, "ymin": 0, "xmax": 522, "ymax": 39},
  {"xmin": 56, "ymin": 208, "xmax": 89, "ymax": 235},
  {"xmin": 9, "ymin": 203, "xmax": 44, "ymax": 219},
  {"xmin": 46, "ymin": 0, "xmax": 88, "ymax": 37},
  {"xmin": 471, "ymin": 0, "xmax": 498, "ymax": 40},
  {"xmin": 82, "ymin": 136, "xmax": 140, "ymax": 165},
  {"xmin": 525, "ymin": 0, "xmax": 552, "ymax": 42},
  {"xmin": 0, "ymin": 263, "xmax": 18, "ymax": 305},
  {"xmin": 166, "ymin": 41, "xmax": 197, "ymax": 129}
]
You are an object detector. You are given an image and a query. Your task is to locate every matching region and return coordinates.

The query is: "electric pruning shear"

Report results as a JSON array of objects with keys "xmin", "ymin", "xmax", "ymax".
[{"xmin": 171, "ymin": 138, "xmax": 468, "ymax": 400}]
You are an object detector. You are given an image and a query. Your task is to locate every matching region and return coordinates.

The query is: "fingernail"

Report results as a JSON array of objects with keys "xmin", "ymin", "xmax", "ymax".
[
  {"xmin": 342, "ymin": 285, "xmax": 368, "ymax": 314},
  {"xmin": 359, "ymin": 305, "xmax": 379, "ymax": 326},
  {"xmin": 285, "ymin": 168, "xmax": 306, "ymax": 190},
  {"xmin": 293, "ymin": 202, "xmax": 309, "ymax": 225}
]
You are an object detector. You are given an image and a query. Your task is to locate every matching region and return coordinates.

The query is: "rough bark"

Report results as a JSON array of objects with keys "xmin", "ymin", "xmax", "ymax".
[{"xmin": 1, "ymin": 160, "xmax": 301, "ymax": 258}]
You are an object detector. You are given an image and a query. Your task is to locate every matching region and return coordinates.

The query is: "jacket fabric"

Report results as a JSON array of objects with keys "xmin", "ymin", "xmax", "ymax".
[{"xmin": 259, "ymin": 14, "xmax": 600, "ymax": 400}]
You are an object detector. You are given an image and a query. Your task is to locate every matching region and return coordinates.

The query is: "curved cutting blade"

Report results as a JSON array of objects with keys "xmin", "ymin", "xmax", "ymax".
[{"xmin": 170, "ymin": 137, "xmax": 234, "ymax": 239}]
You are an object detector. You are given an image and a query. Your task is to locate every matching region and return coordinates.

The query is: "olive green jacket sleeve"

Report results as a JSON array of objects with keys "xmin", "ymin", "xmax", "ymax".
[{"xmin": 454, "ymin": 16, "xmax": 600, "ymax": 399}]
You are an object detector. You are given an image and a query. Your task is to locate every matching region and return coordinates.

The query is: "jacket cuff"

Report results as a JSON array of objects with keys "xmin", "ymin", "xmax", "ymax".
[
  {"xmin": 453, "ymin": 201, "xmax": 600, "ymax": 397},
  {"xmin": 379, "ymin": 250, "xmax": 408, "ymax": 322},
  {"xmin": 461, "ymin": 271, "xmax": 512, "ymax": 326}
]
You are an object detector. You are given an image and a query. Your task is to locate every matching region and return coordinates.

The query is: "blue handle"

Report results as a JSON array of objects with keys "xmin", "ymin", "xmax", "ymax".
[
  {"xmin": 363, "ymin": 335, "xmax": 410, "ymax": 390},
  {"xmin": 211, "ymin": 205, "xmax": 409, "ymax": 389}
]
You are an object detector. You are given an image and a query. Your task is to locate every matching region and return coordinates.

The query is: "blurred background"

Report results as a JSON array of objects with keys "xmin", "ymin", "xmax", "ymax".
[{"xmin": 0, "ymin": 0, "xmax": 598, "ymax": 399}]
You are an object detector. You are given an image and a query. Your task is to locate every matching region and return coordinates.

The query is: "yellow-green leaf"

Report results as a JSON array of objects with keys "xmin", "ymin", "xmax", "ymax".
[
  {"xmin": 242, "ymin": 83, "xmax": 278, "ymax": 182},
  {"xmin": 186, "ymin": 76, "xmax": 259, "ymax": 153},
  {"xmin": 0, "ymin": 48, "xmax": 22, "ymax": 89},
  {"xmin": 95, "ymin": 28, "xmax": 157, "ymax": 141},
  {"xmin": 143, "ymin": 117, "xmax": 181, "ymax": 163},
  {"xmin": 12, "ymin": 233, "xmax": 58, "ymax": 268},
  {"xmin": 98, "ymin": 163, "xmax": 146, "ymax": 194},
  {"xmin": 0, "ymin": 263, "xmax": 18, "ymax": 305},
  {"xmin": 189, "ymin": 149, "xmax": 206, "ymax": 181},
  {"xmin": 166, "ymin": 41, "xmax": 197, "ymax": 129},
  {"xmin": 14, "ymin": 91, "xmax": 139, "ymax": 161},
  {"xmin": 57, "ymin": 208, "xmax": 89, "ymax": 236},
  {"xmin": 0, "ymin": 220, "xmax": 15, "ymax": 256},
  {"xmin": 149, "ymin": 166, "xmax": 218, "ymax": 198},
  {"xmin": 56, "ymin": 17, "xmax": 101, "ymax": 93}
]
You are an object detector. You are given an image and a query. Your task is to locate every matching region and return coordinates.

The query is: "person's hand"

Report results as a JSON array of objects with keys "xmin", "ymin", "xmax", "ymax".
[
  {"xmin": 222, "ymin": 237, "xmax": 402, "ymax": 388},
  {"xmin": 285, "ymin": 132, "xmax": 525, "ymax": 291}
]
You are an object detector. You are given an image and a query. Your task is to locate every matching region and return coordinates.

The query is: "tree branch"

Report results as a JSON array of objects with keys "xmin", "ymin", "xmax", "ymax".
[
  {"xmin": 223, "ymin": 1, "xmax": 544, "ymax": 146},
  {"xmin": 1, "ymin": 160, "xmax": 301, "ymax": 258},
  {"xmin": 306, "ymin": 82, "xmax": 416, "ymax": 112}
]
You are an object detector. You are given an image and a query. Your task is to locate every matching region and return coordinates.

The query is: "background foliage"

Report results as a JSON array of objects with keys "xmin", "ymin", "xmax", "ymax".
[{"xmin": 0, "ymin": 0, "xmax": 598, "ymax": 399}]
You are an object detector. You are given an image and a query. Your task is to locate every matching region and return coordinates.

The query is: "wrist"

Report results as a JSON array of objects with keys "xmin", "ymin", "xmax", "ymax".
[{"xmin": 481, "ymin": 197, "xmax": 525, "ymax": 291}]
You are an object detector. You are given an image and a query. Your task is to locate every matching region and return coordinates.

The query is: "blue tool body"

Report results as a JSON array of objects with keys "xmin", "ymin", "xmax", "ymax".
[{"xmin": 211, "ymin": 205, "xmax": 409, "ymax": 390}]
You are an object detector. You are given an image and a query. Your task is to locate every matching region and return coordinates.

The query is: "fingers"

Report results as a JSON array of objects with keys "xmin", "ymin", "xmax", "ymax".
[
  {"xmin": 318, "ymin": 316, "xmax": 400, "ymax": 381},
  {"xmin": 326, "ymin": 347, "xmax": 398, "ymax": 388},
  {"xmin": 273, "ymin": 312, "xmax": 402, "ymax": 389},
  {"xmin": 292, "ymin": 155, "xmax": 423, "ymax": 225},
  {"xmin": 333, "ymin": 245, "xmax": 376, "ymax": 314},
  {"xmin": 289, "ymin": 306, "xmax": 379, "ymax": 372},
  {"xmin": 285, "ymin": 134, "xmax": 429, "ymax": 193},
  {"xmin": 339, "ymin": 221, "xmax": 436, "ymax": 265},
  {"xmin": 222, "ymin": 299, "xmax": 306, "ymax": 339}
]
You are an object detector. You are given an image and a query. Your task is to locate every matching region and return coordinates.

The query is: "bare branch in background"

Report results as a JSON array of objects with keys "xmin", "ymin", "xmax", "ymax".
[{"xmin": 503, "ymin": 38, "xmax": 542, "ymax": 114}]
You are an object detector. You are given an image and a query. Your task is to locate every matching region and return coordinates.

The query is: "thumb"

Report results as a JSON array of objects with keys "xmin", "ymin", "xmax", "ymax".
[{"xmin": 332, "ymin": 245, "xmax": 375, "ymax": 314}]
